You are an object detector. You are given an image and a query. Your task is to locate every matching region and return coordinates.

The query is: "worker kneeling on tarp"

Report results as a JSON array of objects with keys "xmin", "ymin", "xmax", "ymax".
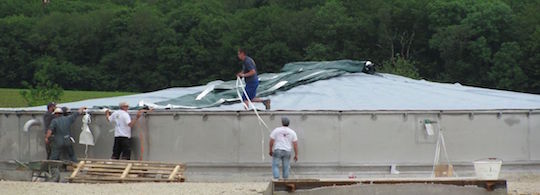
[{"xmin": 45, "ymin": 106, "xmax": 87, "ymax": 162}]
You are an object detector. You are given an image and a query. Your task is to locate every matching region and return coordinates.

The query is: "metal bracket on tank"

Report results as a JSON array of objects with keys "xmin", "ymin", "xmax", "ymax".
[
  {"xmin": 422, "ymin": 119, "xmax": 438, "ymax": 124},
  {"xmin": 402, "ymin": 113, "xmax": 408, "ymax": 121},
  {"xmin": 301, "ymin": 114, "xmax": 307, "ymax": 121},
  {"xmin": 338, "ymin": 111, "xmax": 342, "ymax": 121},
  {"xmin": 497, "ymin": 112, "xmax": 502, "ymax": 119},
  {"xmin": 236, "ymin": 111, "xmax": 241, "ymax": 120},
  {"xmin": 202, "ymin": 114, "xmax": 208, "ymax": 121},
  {"xmin": 269, "ymin": 113, "xmax": 275, "ymax": 120},
  {"xmin": 371, "ymin": 113, "xmax": 377, "ymax": 120},
  {"xmin": 469, "ymin": 112, "xmax": 474, "ymax": 120},
  {"xmin": 173, "ymin": 113, "xmax": 180, "ymax": 120}
]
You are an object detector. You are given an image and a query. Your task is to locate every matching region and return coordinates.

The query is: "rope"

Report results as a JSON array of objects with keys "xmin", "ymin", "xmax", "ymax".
[
  {"xmin": 84, "ymin": 145, "xmax": 89, "ymax": 159},
  {"xmin": 236, "ymin": 77, "xmax": 271, "ymax": 161},
  {"xmin": 439, "ymin": 130, "xmax": 458, "ymax": 177},
  {"xmin": 235, "ymin": 77, "xmax": 270, "ymax": 129},
  {"xmin": 431, "ymin": 127, "xmax": 458, "ymax": 177},
  {"xmin": 431, "ymin": 131, "xmax": 441, "ymax": 177},
  {"xmin": 236, "ymin": 77, "xmax": 297, "ymax": 178}
]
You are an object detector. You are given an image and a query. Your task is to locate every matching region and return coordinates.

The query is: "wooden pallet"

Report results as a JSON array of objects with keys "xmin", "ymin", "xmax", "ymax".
[
  {"xmin": 68, "ymin": 158, "xmax": 186, "ymax": 183},
  {"xmin": 273, "ymin": 178, "xmax": 507, "ymax": 192}
]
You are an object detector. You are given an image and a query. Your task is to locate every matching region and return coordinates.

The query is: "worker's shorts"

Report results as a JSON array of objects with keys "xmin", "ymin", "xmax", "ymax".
[{"xmin": 242, "ymin": 82, "xmax": 258, "ymax": 101}]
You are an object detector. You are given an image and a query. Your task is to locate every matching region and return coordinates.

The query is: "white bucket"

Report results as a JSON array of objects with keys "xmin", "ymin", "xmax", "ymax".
[{"xmin": 473, "ymin": 158, "xmax": 502, "ymax": 179}]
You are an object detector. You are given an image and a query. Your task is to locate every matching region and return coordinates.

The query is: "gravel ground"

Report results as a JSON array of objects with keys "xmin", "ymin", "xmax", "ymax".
[
  {"xmin": 0, "ymin": 173, "xmax": 539, "ymax": 195},
  {"xmin": 0, "ymin": 181, "xmax": 269, "ymax": 195},
  {"xmin": 505, "ymin": 173, "xmax": 540, "ymax": 195}
]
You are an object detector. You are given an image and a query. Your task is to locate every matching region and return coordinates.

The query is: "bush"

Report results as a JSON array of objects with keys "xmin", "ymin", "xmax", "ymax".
[
  {"xmin": 381, "ymin": 56, "xmax": 420, "ymax": 79},
  {"xmin": 19, "ymin": 80, "xmax": 63, "ymax": 107}
]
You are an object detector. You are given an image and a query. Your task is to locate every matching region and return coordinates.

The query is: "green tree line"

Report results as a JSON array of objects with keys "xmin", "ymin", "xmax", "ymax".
[{"xmin": 1, "ymin": 0, "xmax": 539, "ymax": 93}]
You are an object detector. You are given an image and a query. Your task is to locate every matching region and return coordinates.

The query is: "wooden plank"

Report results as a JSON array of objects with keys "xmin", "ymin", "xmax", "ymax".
[
  {"xmin": 168, "ymin": 165, "xmax": 180, "ymax": 180},
  {"xmin": 85, "ymin": 172, "xmax": 128, "ymax": 177},
  {"xmin": 85, "ymin": 166, "xmax": 182, "ymax": 171},
  {"xmin": 83, "ymin": 163, "xmax": 181, "ymax": 170},
  {"xmin": 121, "ymin": 163, "xmax": 133, "ymax": 179},
  {"xmin": 70, "ymin": 161, "xmax": 85, "ymax": 178},
  {"xmin": 82, "ymin": 158, "xmax": 184, "ymax": 166},
  {"xmin": 71, "ymin": 174, "xmax": 184, "ymax": 181},
  {"xmin": 83, "ymin": 161, "xmax": 179, "ymax": 167},
  {"xmin": 84, "ymin": 165, "xmax": 185, "ymax": 171},
  {"xmin": 81, "ymin": 168, "xmax": 184, "ymax": 174},
  {"xmin": 88, "ymin": 172, "xmax": 147, "ymax": 178},
  {"xmin": 70, "ymin": 176, "xmax": 181, "ymax": 182},
  {"xmin": 273, "ymin": 179, "xmax": 507, "ymax": 192},
  {"xmin": 83, "ymin": 164, "xmax": 180, "ymax": 170},
  {"xmin": 70, "ymin": 179, "xmax": 182, "ymax": 184}
]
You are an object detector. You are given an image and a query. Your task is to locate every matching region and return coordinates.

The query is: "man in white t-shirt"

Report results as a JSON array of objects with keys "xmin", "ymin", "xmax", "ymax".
[
  {"xmin": 269, "ymin": 117, "xmax": 298, "ymax": 179},
  {"xmin": 105, "ymin": 102, "xmax": 145, "ymax": 160}
]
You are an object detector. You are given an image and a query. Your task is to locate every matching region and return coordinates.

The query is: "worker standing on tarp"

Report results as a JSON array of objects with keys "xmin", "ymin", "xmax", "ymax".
[
  {"xmin": 45, "ymin": 106, "xmax": 86, "ymax": 162},
  {"xmin": 236, "ymin": 48, "xmax": 271, "ymax": 110}
]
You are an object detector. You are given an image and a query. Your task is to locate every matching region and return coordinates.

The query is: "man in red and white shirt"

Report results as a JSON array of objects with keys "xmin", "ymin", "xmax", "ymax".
[{"xmin": 269, "ymin": 117, "xmax": 298, "ymax": 179}]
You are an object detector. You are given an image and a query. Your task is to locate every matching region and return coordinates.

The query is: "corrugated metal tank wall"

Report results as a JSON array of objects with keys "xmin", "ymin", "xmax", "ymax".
[{"xmin": 1, "ymin": 110, "xmax": 539, "ymax": 165}]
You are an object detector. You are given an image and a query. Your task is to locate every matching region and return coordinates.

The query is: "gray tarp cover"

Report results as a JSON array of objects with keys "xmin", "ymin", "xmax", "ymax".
[
  {"xmin": 152, "ymin": 60, "xmax": 366, "ymax": 109},
  {"xmin": 5, "ymin": 59, "xmax": 540, "ymax": 111}
]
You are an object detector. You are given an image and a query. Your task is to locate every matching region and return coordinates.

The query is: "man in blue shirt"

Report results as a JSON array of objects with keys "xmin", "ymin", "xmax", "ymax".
[{"xmin": 236, "ymin": 48, "xmax": 271, "ymax": 110}]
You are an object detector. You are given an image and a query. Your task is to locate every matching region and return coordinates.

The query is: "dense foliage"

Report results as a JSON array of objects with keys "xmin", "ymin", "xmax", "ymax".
[{"xmin": 1, "ymin": 0, "xmax": 539, "ymax": 93}]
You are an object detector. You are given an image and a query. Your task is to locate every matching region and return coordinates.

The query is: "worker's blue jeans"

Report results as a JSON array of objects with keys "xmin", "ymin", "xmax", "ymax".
[{"xmin": 272, "ymin": 149, "xmax": 291, "ymax": 179}]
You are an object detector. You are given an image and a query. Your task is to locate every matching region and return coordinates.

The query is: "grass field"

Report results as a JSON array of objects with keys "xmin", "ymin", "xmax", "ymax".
[{"xmin": 0, "ymin": 88, "xmax": 135, "ymax": 107}]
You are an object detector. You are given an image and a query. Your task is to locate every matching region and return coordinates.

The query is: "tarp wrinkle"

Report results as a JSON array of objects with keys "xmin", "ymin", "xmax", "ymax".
[{"xmin": 153, "ymin": 60, "xmax": 367, "ymax": 109}]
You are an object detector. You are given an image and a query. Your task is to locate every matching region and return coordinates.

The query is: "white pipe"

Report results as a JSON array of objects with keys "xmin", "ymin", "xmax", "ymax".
[{"xmin": 23, "ymin": 119, "xmax": 42, "ymax": 132}]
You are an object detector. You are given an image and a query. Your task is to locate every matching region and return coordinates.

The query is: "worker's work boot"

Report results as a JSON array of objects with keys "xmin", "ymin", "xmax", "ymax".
[{"xmin": 263, "ymin": 99, "xmax": 271, "ymax": 110}]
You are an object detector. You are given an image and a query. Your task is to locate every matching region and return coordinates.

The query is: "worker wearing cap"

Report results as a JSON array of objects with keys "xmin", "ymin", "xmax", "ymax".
[
  {"xmin": 45, "ymin": 106, "xmax": 86, "ymax": 162},
  {"xmin": 105, "ymin": 102, "xmax": 145, "ymax": 160},
  {"xmin": 43, "ymin": 102, "xmax": 56, "ymax": 159},
  {"xmin": 269, "ymin": 117, "xmax": 298, "ymax": 179}
]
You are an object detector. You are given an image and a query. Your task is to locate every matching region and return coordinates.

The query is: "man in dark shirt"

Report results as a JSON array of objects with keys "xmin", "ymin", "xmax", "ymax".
[
  {"xmin": 45, "ymin": 106, "xmax": 86, "ymax": 162},
  {"xmin": 236, "ymin": 48, "xmax": 271, "ymax": 110},
  {"xmin": 43, "ymin": 102, "xmax": 56, "ymax": 159}
]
